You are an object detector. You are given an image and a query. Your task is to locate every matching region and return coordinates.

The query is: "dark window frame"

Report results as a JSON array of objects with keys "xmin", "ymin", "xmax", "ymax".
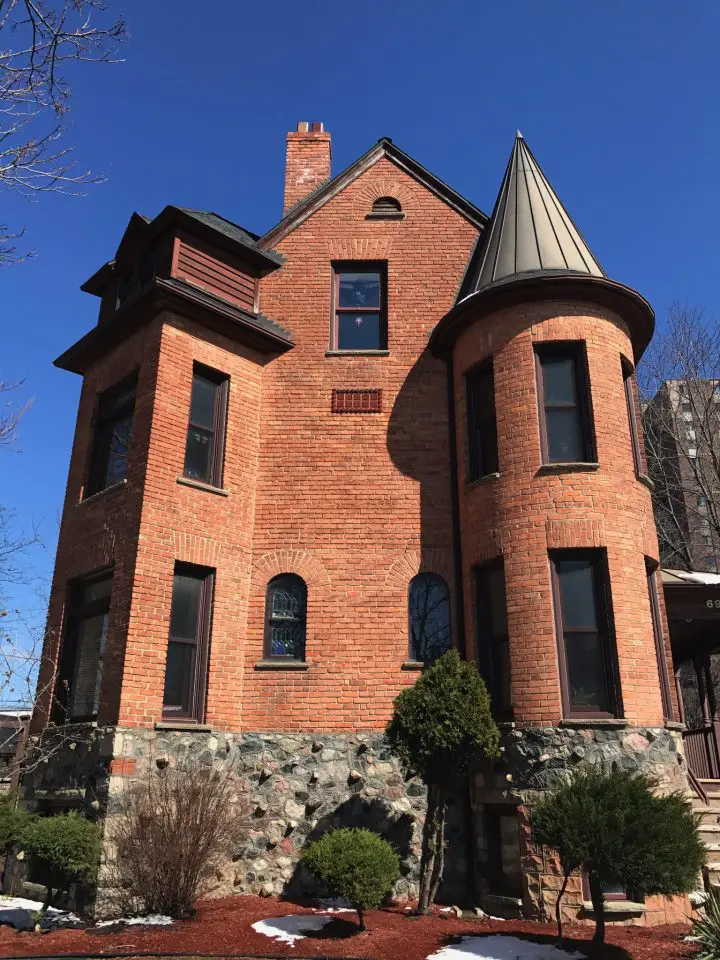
[
  {"xmin": 535, "ymin": 343, "xmax": 595, "ymax": 464},
  {"xmin": 331, "ymin": 260, "xmax": 388, "ymax": 352},
  {"xmin": 408, "ymin": 572, "xmax": 452, "ymax": 665},
  {"xmin": 621, "ymin": 357, "xmax": 643, "ymax": 475},
  {"xmin": 581, "ymin": 873, "xmax": 634, "ymax": 903},
  {"xmin": 53, "ymin": 569, "xmax": 113, "ymax": 724},
  {"xmin": 550, "ymin": 549, "xmax": 622, "ymax": 720},
  {"xmin": 466, "ymin": 360, "xmax": 499, "ymax": 481},
  {"xmin": 162, "ymin": 564, "xmax": 214, "ymax": 722},
  {"xmin": 646, "ymin": 558, "xmax": 674, "ymax": 721},
  {"xmin": 182, "ymin": 364, "xmax": 229, "ymax": 488},
  {"xmin": 263, "ymin": 574, "xmax": 308, "ymax": 662},
  {"xmin": 85, "ymin": 374, "xmax": 137, "ymax": 497},
  {"xmin": 485, "ymin": 805, "xmax": 523, "ymax": 899},
  {"xmin": 474, "ymin": 560, "xmax": 512, "ymax": 719}
]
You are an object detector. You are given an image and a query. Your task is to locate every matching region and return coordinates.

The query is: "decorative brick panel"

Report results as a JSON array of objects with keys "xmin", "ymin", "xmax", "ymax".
[{"xmin": 331, "ymin": 388, "xmax": 383, "ymax": 414}]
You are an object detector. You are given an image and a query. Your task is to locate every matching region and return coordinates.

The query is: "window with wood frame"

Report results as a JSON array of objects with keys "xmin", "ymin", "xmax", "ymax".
[
  {"xmin": 183, "ymin": 365, "xmax": 229, "ymax": 487},
  {"xmin": 54, "ymin": 570, "xmax": 113, "ymax": 723},
  {"xmin": 550, "ymin": 550, "xmax": 621, "ymax": 719},
  {"xmin": 85, "ymin": 375, "xmax": 137, "ymax": 497},
  {"xmin": 581, "ymin": 874, "xmax": 635, "ymax": 904},
  {"xmin": 466, "ymin": 361, "xmax": 499, "ymax": 481},
  {"xmin": 485, "ymin": 806, "xmax": 523, "ymax": 898},
  {"xmin": 535, "ymin": 344, "xmax": 595, "ymax": 464},
  {"xmin": 162, "ymin": 565, "xmax": 214, "ymax": 721},
  {"xmin": 408, "ymin": 573, "xmax": 451, "ymax": 665},
  {"xmin": 475, "ymin": 561, "xmax": 512, "ymax": 719},
  {"xmin": 646, "ymin": 559, "xmax": 674, "ymax": 721},
  {"xmin": 264, "ymin": 574, "xmax": 308, "ymax": 661},
  {"xmin": 621, "ymin": 357, "xmax": 644, "ymax": 475},
  {"xmin": 331, "ymin": 262, "xmax": 387, "ymax": 351}
]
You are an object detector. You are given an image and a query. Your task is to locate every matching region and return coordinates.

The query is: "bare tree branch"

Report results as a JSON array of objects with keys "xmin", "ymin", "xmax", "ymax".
[{"xmin": 0, "ymin": 0, "xmax": 126, "ymax": 264}]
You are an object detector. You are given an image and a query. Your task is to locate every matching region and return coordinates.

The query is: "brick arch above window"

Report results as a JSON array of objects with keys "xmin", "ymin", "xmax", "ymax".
[
  {"xmin": 171, "ymin": 531, "xmax": 223, "ymax": 568},
  {"xmin": 326, "ymin": 237, "xmax": 394, "ymax": 260},
  {"xmin": 252, "ymin": 550, "xmax": 331, "ymax": 594},
  {"xmin": 354, "ymin": 178, "xmax": 413, "ymax": 217},
  {"xmin": 385, "ymin": 548, "xmax": 454, "ymax": 590}
]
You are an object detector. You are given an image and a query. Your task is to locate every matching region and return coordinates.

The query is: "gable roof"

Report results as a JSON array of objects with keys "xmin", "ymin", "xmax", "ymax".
[{"xmin": 258, "ymin": 137, "xmax": 488, "ymax": 249}]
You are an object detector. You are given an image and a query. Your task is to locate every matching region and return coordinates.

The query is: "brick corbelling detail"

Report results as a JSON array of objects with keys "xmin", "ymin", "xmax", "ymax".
[
  {"xmin": 385, "ymin": 549, "xmax": 454, "ymax": 588},
  {"xmin": 252, "ymin": 550, "xmax": 331, "ymax": 592}
]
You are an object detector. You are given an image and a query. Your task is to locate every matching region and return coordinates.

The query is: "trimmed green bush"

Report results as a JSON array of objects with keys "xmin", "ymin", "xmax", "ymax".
[
  {"xmin": 385, "ymin": 650, "xmax": 500, "ymax": 913},
  {"xmin": 302, "ymin": 827, "xmax": 399, "ymax": 930},
  {"xmin": 692, "ymin": 886, "xmax": 720, "ymax": 959},
  {"xmin": 23, "ymin": 810, "xmax": 101, "ymax": 908},
  {"xmin": 532, "ymin": 767, "xmax": 705, "ymax": 944},
  {"xmin": 0, "ymin": 798, "xmax": 29, "ymax": 855}
]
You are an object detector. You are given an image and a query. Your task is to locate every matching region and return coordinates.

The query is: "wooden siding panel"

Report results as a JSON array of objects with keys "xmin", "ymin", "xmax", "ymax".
[{"xmin": 174, "ymin": 237, "xmax": 257, "ymax": 312}]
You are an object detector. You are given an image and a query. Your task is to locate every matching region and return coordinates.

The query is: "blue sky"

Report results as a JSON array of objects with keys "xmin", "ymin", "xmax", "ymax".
[{"xmin": 2, "ymin": 0, "xmax": 719, "ymax": 615}]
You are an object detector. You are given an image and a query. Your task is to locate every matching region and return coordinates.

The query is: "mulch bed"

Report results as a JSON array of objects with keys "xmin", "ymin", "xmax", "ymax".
[{"xmin": 0, "ymin": 894, "xmax": 699, "ymax": 960}]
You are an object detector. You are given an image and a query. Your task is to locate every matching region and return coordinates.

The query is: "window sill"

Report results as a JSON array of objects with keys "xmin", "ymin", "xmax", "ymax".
[
  {"xmin": 401, "ymin": 660, "xmax": 425, "ymax": 671},
  {"xmin": 176, "ymin": 476, "xmax": 229, "ymax": 496},
  {"xmin": 665, "ymin": 720, "xmax": 685, "ymax": 731},
  {"xmin": 155, "ymin": 721, "xmax": 213, "ymax": 731},
  {"xmin": 636, "ymin": 473, "xmax": 655, "ymax": 491},
  {"xmin": 254, "ymin": 660, "xmax": 310, "ymax": 671},
  {"xmin": 496, "ymin": 720, "xmax": 516, "ymax": 730},
  {"xmin": 467, "ymin": 471, "xmax": 500, "ymax": 488},
  {"xmin": 365, "ymin": 212, "xmax": 405, "ymax": 221},
  {"xmin": 325, "ymin": 350, "xmax": 390, "ymax": 357},
  {"xmin": 560, "ymin": 718, "xmax": 627, "ymax": 729},
  {"xmin": 484, "ymin": 894, "xmax": 523, "ymax": 908},
  {"xmin": 78, "ymin": 478, "xmax": 128, "ymax": 505},
  {"xmin": 583, "ymin": 900, "xmax": 646, "ymax": 915},
  {"xmin": 536, "ymin": 462, "xmax": 600, "ymax": 475}
]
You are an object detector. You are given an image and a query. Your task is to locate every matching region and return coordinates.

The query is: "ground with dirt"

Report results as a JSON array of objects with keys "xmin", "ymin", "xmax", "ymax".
[{"xmin": 0, "ymin": 895, "xmax": 699, "ymax": 960}]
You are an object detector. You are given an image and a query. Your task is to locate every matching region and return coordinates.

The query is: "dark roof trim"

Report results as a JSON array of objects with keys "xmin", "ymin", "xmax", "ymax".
[
  {"xmin": 259, "ymin": 138, "xmax": 488, "ymax": 248},
  {"xmin": 55, "ymin": 277, "xmax": 294, "ymax": 374},
  {"xmin": 430, "ymin": 272, "xmax": 655, "ymax": 364},
  {"xmin": 81, "ymin": 260, "xmax": 115, "ymax": 296}
]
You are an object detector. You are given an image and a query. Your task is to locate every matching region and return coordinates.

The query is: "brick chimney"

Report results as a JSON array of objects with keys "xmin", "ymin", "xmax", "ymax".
[{"xmin": 283, "ymin": 121, "xmax": 331, "ymax": 214}]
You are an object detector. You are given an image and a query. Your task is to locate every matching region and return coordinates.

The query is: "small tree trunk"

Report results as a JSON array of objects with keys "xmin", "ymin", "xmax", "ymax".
[
  {"xmin": 428, "ymin": 791, "xmax": 447, "ymax": 906},
  {"xmin": 42, "ymin": 885, "xmax": 54, "ymax": 911},
  {"xmin": 555, "ymin": 867, "xmax": 571, "ymax": 940},
  {"xmin": 357, "ymin": 905, "xmax": 365, "ymax": 932},
  {"xmin": 588, "ymin": 872, "xmax": 605, "ymax": 944},
  {"xmin": 417, "ymin": 784, "xmax": 440, "ymax": 915}
]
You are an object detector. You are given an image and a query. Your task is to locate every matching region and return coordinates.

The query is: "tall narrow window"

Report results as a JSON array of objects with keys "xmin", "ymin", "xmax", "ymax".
[
  {"xmin": 647, "ymin": 560, "xmax": 674, "ymax": 721},
  {"xmin": 264, "ymin": 574, "xmax": 307, "ymax": 661},
  {"xmin": 550, "ymin": 550, "xmax": 620, "ymax": 718},
  {"xmin": 183, "ymin": 366, "xmax": 229, "ymax": 487},
  {"xmin": 408, "ymin": 573, "xmax": 451, "ymax": 664},
  {"xmin": 54, "ymin": 571, "xmax": 113, "ymax": 722},
  {"xmin": 622, "ymin": 358, "xmax": 643, "ymax": 475},
  {"xmin": 332, "ymin": 262, "xmax": 387, "ymax": 351},
  {"xmin": 162, "ymin": 565, "xmax": 214, "ymax": 721},
  {"xmin": 535, "ymin": 344, "xmax": 594, "ymax": 463},
  {"xmin": 467, "ymin": 362, "xmax": 499, "ymax": 480},
  {"xmin": 86, "ymin": 376, "xmax": 137, "ymax": 496},
  {"xmin": 475, "ymin": 562, "xmax": 511, "ymax": 718}
]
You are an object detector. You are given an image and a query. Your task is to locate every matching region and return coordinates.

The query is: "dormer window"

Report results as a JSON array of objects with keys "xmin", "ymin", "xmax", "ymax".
[{"xmin": 367, "ymin": 196, "xmax": 404, "ymax": 220}]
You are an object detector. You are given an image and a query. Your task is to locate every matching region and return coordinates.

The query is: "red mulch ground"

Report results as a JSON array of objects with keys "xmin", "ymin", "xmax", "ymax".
[{"xmin": 0, "ymin": 895, "xmax": 699, "ymax": 960}]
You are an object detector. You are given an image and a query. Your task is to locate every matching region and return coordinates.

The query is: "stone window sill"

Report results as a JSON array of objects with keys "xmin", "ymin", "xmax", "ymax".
[
  {"xmin": 560, "ymin": 718, "xmax": 628, "ymax": 729},
  {"xmin": 401, "ymin": 660, "xmax": 425, "ymax": 671},
  {"xmin": 467, "ymin": 472, "xmax": 500, "ymax": 488},
  {"xmin": 254, "ymin": 660, "xmax": 310, "ymax": 671},
  {"xmin": 78, "ymin": 478, "xmax": 128, "ymax": 505},
  {"xmin": 537, "ymin": 462, "xmax": 600, "ymax": 475},
  {"xmin": 583, "ymin": 900, "xmax": 646, "ymax": 915},
  {"xmin": 176, "ymin": 476, "xmax": 229, "ymax": 497},
  {"xmin": 636, "ymin": 473, "xmax": 654, "ymax": 491},
  {"xmin": 665, "ymin": 720, "xmax": 685, "ymax": 731},
  {"xmin": 365, "ymin": 212, "xmax": 405, "ymax": 221},
  {"xmin": 155, "ymin": 721, "xmax": 213, "ymax": 732},
  {"xmin": 325, "ymin": 350, "xmax": 390, "ymax": 358}
]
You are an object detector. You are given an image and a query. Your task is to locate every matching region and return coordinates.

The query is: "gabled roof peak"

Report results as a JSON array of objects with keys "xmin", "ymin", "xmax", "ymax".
[{"xmin": 463, "ymin": 133, "xmax": 605, "ymax": 296}]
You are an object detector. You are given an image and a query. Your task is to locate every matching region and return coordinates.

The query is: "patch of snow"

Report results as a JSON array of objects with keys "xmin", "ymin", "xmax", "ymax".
[
  {"xmin": 0, "ymin": 895, "xmax": 80, "ymax": 931},
  {"xmin": 427, "ymin": 935, "xmax": 586, "ymax": 960},
  {"xmin": 440, "ymin": 907, "xmax": 454, "ymax": 913},
  {"xmin": 95, "ymin": 913, "xmax": 173, "ymax": 927},
  {"xmin": 252, "ymin": 914, "xmax": 335, "ymax": 945}
]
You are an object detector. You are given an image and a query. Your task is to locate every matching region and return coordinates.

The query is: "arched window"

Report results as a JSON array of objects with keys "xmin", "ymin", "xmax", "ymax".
[
  {"xmin": 408, "ymin": 573, "xmax": 451, "ymax": 664},
  {"xmin": 264, "ymin": 574, "xmax": 307, "ymax": 661},
  {"xmin": 370, "ymin": 196, "xmax": 402, "ymax": 217}
]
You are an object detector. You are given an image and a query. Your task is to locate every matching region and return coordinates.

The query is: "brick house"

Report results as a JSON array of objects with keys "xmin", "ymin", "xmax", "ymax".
[{"xmin": 23, "ymin": 125, "xmax": 692, "ymax": 924}]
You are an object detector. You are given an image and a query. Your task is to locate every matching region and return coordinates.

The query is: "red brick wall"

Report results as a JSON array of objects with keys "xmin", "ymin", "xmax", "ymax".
[
  {"xmin": 453, "ymin": 300, "xmax": 671, "ymax": 727},
  {"xmin": 283, "ymin": 125, "xmax": 332, "ymax": 214}
]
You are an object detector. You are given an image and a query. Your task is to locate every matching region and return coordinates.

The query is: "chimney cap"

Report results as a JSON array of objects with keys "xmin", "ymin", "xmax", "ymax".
[{"xmin": 295, "ymin": 121, "xmax": 325, "ymax": 133}]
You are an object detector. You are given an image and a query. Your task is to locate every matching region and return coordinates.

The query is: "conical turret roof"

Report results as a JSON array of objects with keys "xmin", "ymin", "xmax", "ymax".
[{"xmin": 464, "ymin": 132, "xmax": 605, "ymax": 295}]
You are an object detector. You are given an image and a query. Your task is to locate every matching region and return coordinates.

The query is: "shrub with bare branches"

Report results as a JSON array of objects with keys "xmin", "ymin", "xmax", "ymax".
[{"xmin": 108, "ymin": 763, "xmax": 246, "ymax": 919}]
